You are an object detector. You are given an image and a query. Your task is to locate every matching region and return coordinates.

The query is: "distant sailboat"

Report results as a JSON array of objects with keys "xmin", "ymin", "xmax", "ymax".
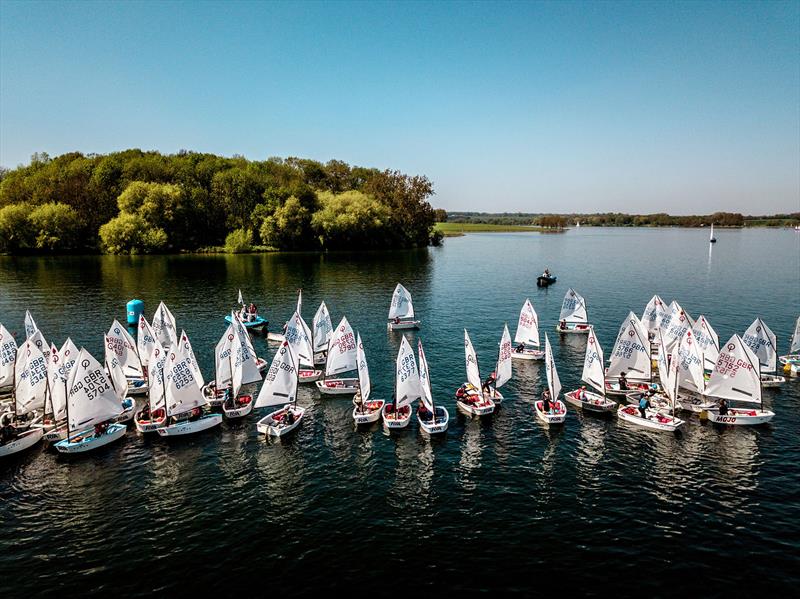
[{"xmin": 709, "ymin": 223, "xmax": 716, "ymax": 243}]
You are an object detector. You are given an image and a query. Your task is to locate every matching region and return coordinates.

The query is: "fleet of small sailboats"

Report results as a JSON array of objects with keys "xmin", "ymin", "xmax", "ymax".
[{"xmin": 1, "ymin": 278, "xmax": 797, "ymax": 460}]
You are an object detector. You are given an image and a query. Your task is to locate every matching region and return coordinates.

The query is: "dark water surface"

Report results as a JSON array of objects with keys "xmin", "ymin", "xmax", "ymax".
[{"xmin": 1, "ymin": 228, "xmax": 799, "ymax": 596}]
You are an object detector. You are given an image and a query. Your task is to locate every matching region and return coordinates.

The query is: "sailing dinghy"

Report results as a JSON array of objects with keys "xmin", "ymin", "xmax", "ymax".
[
  {"xmin": 556, "ymin": 288, "xmax": 591, "ymax": 334},
  {"xmin": 511, "ymin": 299, "xmax": 544, "ymax": 361},
  {"xmin": 222, "ymin": 321, "xmax": 261, "ymax": 419},
  {"xmin": 778, "ymin": 316, "xmax": 800, "ymax": 375},
  {"xmin": 673, "ymin": 329, "xmax": 718, "ymax": 413},
  {"xmin": 135, "ymin": 342, "xmax": 168, "ymax": 433},
  {"xmin": 692, "ymin": 315, "xmax": 720, "ymax": 372},
  {"xmin": 106, "ymin": 320, "xmax": 147, "ymax": 396},
  {"xmin": 202, "ymin": 325, "xmax": 236, "ymax": 406},
  {"xmin": 151, "ymin": 301, "xmax": 178, "ymax": 349},
  {"xmin": 387, "ymin": 283, "xmax": 420, "ymax": 330},
  {"xmin": 351, "ymin": 333, "xmax": 384, "ymax": 425},
  {"xmin": 709, "ymin": 223, "xmax": 716, "ymax": 243},
  {"xmin": 564, "ymin": 327, "xmax": 616, "ymax": 413},
  {"xmin": 315, "ymin": 317, "xmax": 360, "ymax": 395},
  {"xmin": 641, "ymin": 295, "xmax": 668, "ymax": 358},
  {"xmin": 267, "ymin": 290, "xmax": 303, "ymax": 343},
  {"xmin": 533, "ymin": 334, "xmax": 567, "ymax": 425},
  {"xmin": 312, "ymin": 301, "xmax": 333, "ymax": 365},
  {"xmin": 617, "ymin": 334, "xmax": 685, "ymax": 433},
  {"xmin": 382, "ymin": 335, "xmax": 417, "ymax": 429},
  {"xmin": 605, "ymin": 313, "xmax": 658, "ymax": 396},
  {"xmin": 742, "ymin": 318, "xmax": 785, "ymax": 387},
  {"xmin": 454, "ymin": 329, "xmax": 495, "ymax": 416},
  {"xmin": 0, "ymin": 340, "xmax": 46, "ymax": 458},
  {"xmin": 104, "ymin": 338, "xmax": 136, "ymax": 423},
  {"xmin": 156, "ymin": 341, "xmax": 223, "ymax": 437},
  {"xmin": 225, "ymin": 289, "xmax": 268, "ymax": 333},
  {"xmin": 417, "ymin": 339, "xmax": 448, "ymax": 434},
  {"xmin": 54, "ymin": 349, "xmax": 127, "ymax": 454},
  {"xmin": 285, "ymin": 310, "xmax": 322, "ymax": 383},
  {"xmin": 0, "ymin": 323, "xmax": 16, "ymax": 399},
  {"xmin": 704, "ymin": 335, "xmax": 775, "ymax": 425},
  {"xmin": 484, "ymin": 324, "xmax": 512, "ymax": 404},
  {"xmin": 255, "ymin": 341, "xmax": 305, "ymax": 437}
]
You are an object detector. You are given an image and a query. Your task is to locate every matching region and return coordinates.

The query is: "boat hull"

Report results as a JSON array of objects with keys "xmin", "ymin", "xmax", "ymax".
[
  {"xmin": 534, "ymin": 399, "xmax": 567, "ymax": 424},
  {"xmin": 387, "ymin": 320, "xmax": 420, "ymax": 331},
  {"xmin": 617, "ymin": 405, "xmax": 683, "ymax": 432},
  {"xmin": 299, "ymin": 369, "xmax": 323, "ymax": 383},
  {"xmin": 54, "ymin": 423, "xmax": 127, "ymax": 454},
  {"xmin": 0, "ymin": 427, "xmax": 43, "ymax": 458},
  {"xmin": 157, "ymin": 414, "xmax": 223, "ymax": 437},
  {"xmin": 267, "ymin": 333, "xmax": 286, "ymax": 343},
  {"xmin": 706, "ymin": 408, "xmax": 775, "ymax": 426},
  {"xmin": 115, "ymin": 398, "xmax": 136, "ymax": 424},
  {"xmin": 381, "ymin": 403, "xmax": 412, "ymax": 429},
  {"xmin": 134, "ymin": 407, "xmax": 167, "ymax": 433},
  {"xmin": 564, "ymin": 390, "xmax": 616, "ymax": 413},
  {"xmin": 536, "ymin": 275, "xmax": 557, "ymax": 287},
  {"xmin": 455, "ymin": 390, "xmax": 495, "ymax": 416},
  {"xmin": 760, "ymin": 374, "xmax": 785, "ymax": 388},
  {"xmin": 418, "ymin": 406, "xmax": 449, "ymax": 434},
  {"xmin": 315, "ymin": 378, "xmax": 360, "ymax": 395},
  {"xmin": 222, "ymin": 395, "xmax": 254, "ymax": 419},
  {"xmin": 352, "ymin": 400, "xmax": 385, "ymax": 425},
  {"xmin": 126, "ymin": 378, "xmax": 148, "ymax": 396},
  {"xmin": 256, "ymin": 405, "xmax": 305, "ymax": 436},
  {"xmin": 556, "ymin": 323, "xmax": 591, "ymax": 334},
  {"xmin": 225, "ymin": 315, "xmax": 268, "ymax": 332},
  {"xmin": 511, "ymin": 348, "xmax": 544, "ymax": 361}
]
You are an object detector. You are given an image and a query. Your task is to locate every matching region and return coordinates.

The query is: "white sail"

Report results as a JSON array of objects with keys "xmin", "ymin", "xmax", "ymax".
[
  {"xmin": 24, "ymin": 310, "xmax": 38, "ymax": 339},
  {"xmin": 463, "ymin": 329, "xmax": 482, "ymax": 391},
  {"xmin": 15, "ymin": 341, "xmax": 48, "ymax": 414},
  {"xmin": 582, "ymin": 327, "xmax": 605, "ymax": 394},
  {"xmin": 255, "ymin": 342, "xmax": 298, "ymax": 408},
  {"xmin": 137, "ymin": 315, "xmax": 157, "ymax": 368},
  {"xmin": 710, "ymin": 223, "xmax": 715, "ymax": 241},
  {"xmin": 706, "ymin": 335, "xmax": 762, "ymax": 405},
  {"xmin": 285, "ymin": 311, "xmax": 315, "ymax": 368},
  {"xmin": 230, "ymin": 312, "xmax": 262, "ymax": 384},
  {"xmin": 692, "ymin": 315, "xmax": 719, "ymax": 371},
  {"xmin": 790, "ymin": 316, "xmax": 800, "ymax": 353},
  {"xmin": 676, "ymin": 329, "xmax": 706, "ymax": 393},
  {"xmin": 178, "ymin": 330, "xmax": 204, "ymax": 388},
  {"xmin": 325, "ymin": 317, "xmax": 357, "ymax": 376},
  {"xmin": 164, "ymin": 344, "xmax": 205, "ymax": 415},
  {"xmin": 147, "ymin": 341, "xmax": 168, "ymax": 412},
  {"xmin": 28, "ymin": 328, "xmax": 48, "ymax": 355},
  {"xmin": 395, "ymin": 335, "xmax": 421, "ymax": 409},
  {"xmin": 46, "ymin": 344, "xmax": 68, "ymax": 421},
  {"xmin": 662, "ymin": 301, "xmax": 693, "ymax": 352},
  {"xmin": 152, "ymin": 301, "xmax": 177, "ymax": 348},
  {"xmin": 559, "ymin": 288, "xmax": 588, "ymax": 324},
  {"xmin": 418, "ymin": 339, "xmax": 434, "ymax": 412},
  {"xmin": 0, "ymin": 323, "xmax": 17, "ymax": 388},
  {"xmin": 641, "ymin": 295, "xmax": 666, "ymax": 335},
  {"xmin": 237, "ymin": 288, "xmax": 244, "ymax": 305},
  {"xmin": 607, "ymin": 312, "xmax": 652, "ymax": 380},
  {"xmin": 388, "ymin": 283, "xmax": 415, "ymax": 320},
  {"xmin": 105, "ymin": 340, "xmax": 129, "ymax": 402},
  {"xmin": 106, "ymin": 320, "xmax": 143, "ymax": 378},
  {"xmin": 312, "ymin": 302, "xmax": 333, "ymax": 354},
  {"xmin": 544, "ymin": 333, "xmax": 562, "ymax": 399},
  {"xmin": 66, "ymin": 348, "xmax": 124, "ymax": 431},
  {"xmin": 495, "ymin": 324, "xmax": 513, "ymax": 389},
  {"xmin": 514, "ymin": 299, "xmax": 540, "ymax": 347},
  {"xmin": 296, "ymin": 289, "xmax": 303, "ymax": 317},
  {"xmin": 214, "ymin": 326, "xmax": 235, "ymax": 389},
  {"xmin": 656, "ymin": 329, "xmax": 676, "ymax": 401},
  {"xmin": 743, "ymin": 318, "xmax": 777, "ymax": 372},
  {"xmin": 356, "ymin": 333, "xmax": 371, "ymax": 402}
]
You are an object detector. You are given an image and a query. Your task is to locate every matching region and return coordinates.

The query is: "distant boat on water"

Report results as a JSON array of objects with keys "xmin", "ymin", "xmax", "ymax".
[{"xmin": 709, "ymin": 223, "xmax": 717, "ymax": 243}]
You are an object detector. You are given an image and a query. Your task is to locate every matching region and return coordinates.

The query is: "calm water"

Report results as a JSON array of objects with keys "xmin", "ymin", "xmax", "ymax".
[{"xmin": 1, "ymin": 228, "xmax": 799, "ymax": 596}]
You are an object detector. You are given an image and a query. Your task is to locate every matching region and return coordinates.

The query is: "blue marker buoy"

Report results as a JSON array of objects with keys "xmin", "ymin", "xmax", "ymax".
[{"xmin": 127, "ymin": 299, "xmax": 144, "ymax": 326}]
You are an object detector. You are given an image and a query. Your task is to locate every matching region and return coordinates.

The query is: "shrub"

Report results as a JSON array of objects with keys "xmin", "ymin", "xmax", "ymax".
[
  {"xmin": 225, "ymin": 228, "xmax": 253, "ymax": 253},
  {"xmin": 28, "ymin": 202, "xmax": 82, "ymax": 251},
  {"xmin": 0, "ymin": 203, "xmax": 33, "ymax": 252}
]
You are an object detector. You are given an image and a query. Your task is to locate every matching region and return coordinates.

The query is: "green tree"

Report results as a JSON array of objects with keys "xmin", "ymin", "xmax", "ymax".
[
  {"xmin": 259, "ymin": 195, "xmax": 312, "ymax": 249},
  {"xmin": 311, "ymin": 190, "xmax": 391, "ymax": 249},
  {"xmin": 0, "ymin": 204, "xmax": 33, "ymax": 252},
  {"xmin": 28, "ymin": 203, "xmax": 82, "ymax": 251},
  {"xmin": 99, "ymin": 213, "xmax": 167, "ymax": 254},
  {"xmin": 225, "ymin": 228, "xmax": 254, "ymax": 253}
]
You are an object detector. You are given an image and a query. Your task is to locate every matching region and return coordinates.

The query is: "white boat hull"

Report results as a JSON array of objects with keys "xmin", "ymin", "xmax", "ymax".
[
  {"xmin": 115, "ymin": 398, "xmax": 136, "ymax": 424},
  {"xmin": 455, "ymin": 390, "xmax": 495, "ymax": 416},
  {"xmin": 387, "ymin": 320, "xmax": 420, "ymax": 331},
  {"xmin": 534, "ymin": 399, "xmax": 567, "ymax": 424},
  {"xmin": 54, "ymin": 423, "xmax": 127, "ymax": 454},
  {"xmin": 604, "ymin": 380, "xmax": 657, "ymax": 397},
  {"xmin": 564, "ymin": 390, "xmax": 616, "ymax": 413},
  {"xmin": 706, "ymin": 408, "xmax": 775, "ymax": 426},
  {"xmin": 677, "ymin": 392, "xmax": 717, "ymax": 413},
  {"xmin": 352, "ymin": 399, "xmax": 385, "ymax": 425},
  {"xmin": 222, "ymin": 394, "xmax": 254, "ymax": 419},
  {"xmin": 202, "ymin": 381, "xmax": 227, "ymax": 407},
  {"xmin": 511, "ymin": 348, "xmax": 544, "ymax": 361},
  {"xmin": 315, "ymin": 378, "xmax": 360, "ymax": 395},
  {"xmin": 134, "ymin": 408, "xmax": 167, "ymax": 433},
  {"xmin": 256, "ymin": 405, "xmax": 306, "ymax": 436},
  {"xmin": 760, "ymin": 374, "xmax": 785, "ymax": 388},
  {"xmin": 157, "ymin": 414, "xmax": 223, "ymax": 437},
  {"xmin": 556, "ymin": 323, "xmax": 591, "ymax": 334},
  {"xmin": 267, "ymin": 333, "xmax": 286, "ymax": 343},
  {"xmin": 617, "ymin": 405, "xmax": 684, "ymax": 432},
  {"xmin": 313, "ymin": 351, "xmax": 327, "ymax": 366},
  {"xmin": 381, "ymin": 403, "xmax": 412, "ymax": 429},
  {"xmin": 0, "ymin": 427, "xmax": 43, "ymax": 458},
  {"xmin": 299, "ymin": 369, "xmax": 323, "ymax": 383},
  {"xmin": 126, "ymin": 378, "xmax": 148, "ymax": 396},
  {"xmin": 418, "ymin": 406, "xmax": 449, "ymax": 434}
]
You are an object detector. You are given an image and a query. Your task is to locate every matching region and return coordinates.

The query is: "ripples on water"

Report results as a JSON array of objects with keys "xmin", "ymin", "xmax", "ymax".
[{"xmin": 1, "ymin": 229, "xmax": 799, "ymax": 595}]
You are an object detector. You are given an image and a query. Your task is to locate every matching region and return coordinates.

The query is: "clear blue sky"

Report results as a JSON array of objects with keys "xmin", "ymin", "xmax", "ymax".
[{"xmin": 1, "ymin": 0, "xmax": 798, "ymax": 214}]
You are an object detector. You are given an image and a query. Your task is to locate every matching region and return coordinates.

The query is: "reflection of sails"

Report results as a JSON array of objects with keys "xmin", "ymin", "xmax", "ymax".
[
  {"xmin": 457, "ymin": 420, "xmax": 483, "ymax": 491},
  {"xmin": 573, "ymin": 419, "xmax": 608, "ymax": 488},
  {"xmin": 707, "ymin": 241, "xmax": 713, "ymax": 273},
  {"xmin": 149, "ymin": 442, "xmax": 205, "ymax": 513},
  {"xmin": 386, "ymin": 434, "xmax": 423, "ymax": 511},
  {"xmin": 254, "ymin": 430, "xmax": 310, "ymax": 515}
]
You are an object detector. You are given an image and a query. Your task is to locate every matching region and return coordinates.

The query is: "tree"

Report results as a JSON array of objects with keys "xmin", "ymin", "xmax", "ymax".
[
  {"xmin": 0, "ymin": 204, "xmax": 33, "ymax": 252},
  {"xmin": 225, "ymin": 228, "xmax": 254, "ymax": 253},
  {"xmin": 28, "ymin": 203, "xmax": 82, "ymax": 251},
  {"xmin": 311, "ymin": 191, "xmax": 391, "ymax": 249},
  {"xmin": 259, "ymin": 196, "xmax": 313, "ymax": 249},
  {"xmin": 99, "ymin": 213, "xmax": 166, "ymax": 254},
  {"xmin": 434, "ymin": 208, "xmax": 448, "ymax": 222}
]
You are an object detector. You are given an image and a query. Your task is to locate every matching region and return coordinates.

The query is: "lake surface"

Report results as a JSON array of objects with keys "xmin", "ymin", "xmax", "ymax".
[{"xmin": 1, "ymin": 227, "xmax": 799, "ymax": 596}]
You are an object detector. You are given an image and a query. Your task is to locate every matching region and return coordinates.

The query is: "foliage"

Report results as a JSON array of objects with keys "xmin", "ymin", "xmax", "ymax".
[
  {"xmin": 99, "ymin": 213, "xmax": 167, "ymax": 254},
  {"xmin": 225, "ymin": 228, "xmax": 254, "ymax": 253},
  {"xmin": 311, "ymin": 191, "xmax": 392, "ymax": 249},
  {"xmin": 259, "ymin": 196, "xmax": 313, "ymax": 249},
  {"xmin": 28, "ymin": 202, "xmax": 82, "ymax": 251},
  {"xmin": 0, "ymin": 203, "xmax": 34, "ymax": 252}
]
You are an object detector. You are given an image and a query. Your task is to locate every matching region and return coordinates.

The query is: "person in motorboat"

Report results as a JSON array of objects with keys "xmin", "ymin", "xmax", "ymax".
[
  {"xmin": 543, "ymin": 268, "xmax": 551, "ymax": 277},
  {"xmin": 353, "ymin": 390, "xmax": 364, "ymax": 414},
  {"xmin": 542, "ymin": 389, "xmax": 552, "ymax": 414},
  {"xmin": 638, "ymin": 395, "xmax": 651, "ymax": 419},
  {"xmin": 718, "ymin": 398, "xmax": 729, "ymax": 416},
  {"xmin": 482, "ymin": 371, "xmax": 496, "ymax": 395},
  {"xmin": 618, "ymin": 372, "xmax": 629, "ymax": 391}
]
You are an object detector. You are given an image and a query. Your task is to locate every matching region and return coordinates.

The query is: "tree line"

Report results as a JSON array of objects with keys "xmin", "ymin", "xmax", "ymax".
[
  {"xmin": 0, "ymin": 150, "xmax": 442, "ymax": 254},
  {"xmin": 444, "ymin": 211, "xmax": 799, "ymax": 227}
]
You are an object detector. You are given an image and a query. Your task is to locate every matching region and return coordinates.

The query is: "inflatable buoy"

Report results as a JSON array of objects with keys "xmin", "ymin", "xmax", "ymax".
[{"xmin": 127, "ymin": 299, "xmax": 144, "ymax": 326}]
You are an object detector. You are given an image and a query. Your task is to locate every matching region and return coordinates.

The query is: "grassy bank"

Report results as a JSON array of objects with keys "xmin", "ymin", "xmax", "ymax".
[{"xmin": 435, "ymin": 222, "xmax": 546, "ymax": 236}]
